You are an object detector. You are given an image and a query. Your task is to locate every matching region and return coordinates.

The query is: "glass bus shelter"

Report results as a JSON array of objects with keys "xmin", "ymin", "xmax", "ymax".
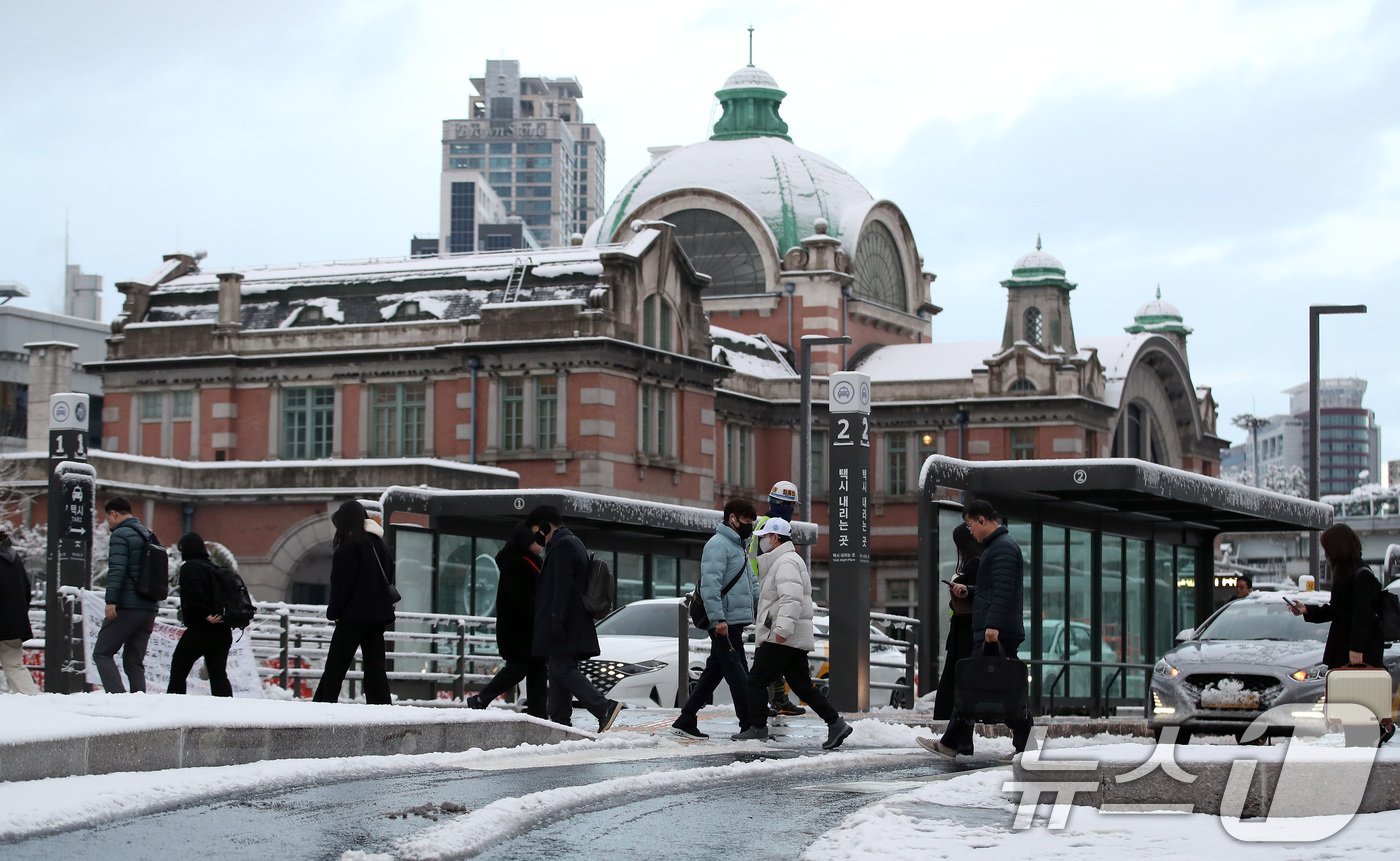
[{"xmin": 916, "ymin": 456, "xmax": 1332, "ymax": 715}]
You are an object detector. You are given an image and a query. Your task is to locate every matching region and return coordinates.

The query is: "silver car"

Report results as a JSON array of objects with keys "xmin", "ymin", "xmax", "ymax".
[{"xmin": 1149, "ymin": 592, "xmax": 1400, "ymax": 743}]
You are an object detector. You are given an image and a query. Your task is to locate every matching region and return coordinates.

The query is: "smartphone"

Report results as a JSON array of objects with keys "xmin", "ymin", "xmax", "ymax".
[{"xmin": 941, "ymin": 579, "xmax": 953, "ymax": 586}]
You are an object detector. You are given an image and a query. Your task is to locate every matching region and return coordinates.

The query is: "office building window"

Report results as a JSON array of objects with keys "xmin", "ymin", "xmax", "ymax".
[
  {"xmin": 536, "ymin": 376, "xmax": 558, "ymax": 450},
  {"xmin": 725, "ymin": 423, "xmax": 752, "ymax": 487},
  {"xmin": 448, "ymin": 157, "xmax": 483, "ymax": 170},
  {"xmin": 483, "ymin": 234, "xmax": 513, "ymax": 250},
  {"xmin": 489, "ymin": 157, "xmax": 513, "ymax": 170},
  {"xmin": 885, "ymin": 432, "xmax": 909, "ymax": 495},
  {"xmin": 1011, "ymin": 427, "xmax": 1037, "ymax": 460},
  {"xmin": 139, "ymin": 392, "xmax": 162, "ymax": 420},
  {"xmin": 517, "ymin": 142, "xmax": 552, "ymax": 154},
  {"xmin": 489, "ymin": 142, "xmax": 513, "ymax": 153},
  {"xmin": 448, "ymin": 182, "xmax": 476, "ymax": 254},
  {"xmin": 449, "ymin": 143, "xmax": 485, "ymax": 155},
  {"xmin": 517, "ymin": 157, "xmax": 552, "ymax": 169},
  {"xmin": 488, "ymin": 171, "xmax": 512, "ymax": 185},
  {"xmin": 640, "ymin": 384, "xmax": 671, "ymax": 458},
  {"xmin": 516, "ymin": 171, "xmax": 553, "ymax": 184},
  {"xmin": 500, "ymin": 378, "xmax": 524, "ymax": 451},
  {"xmin": 371, "ymin": 382, "xmax": 425, "ymax": 458},
  {"xmin": 172, "ymin": 390, "xmax": 194, "ymax": 420},
  {"xmin": 283, "ymin": 386, "xmax": 334, "ymax": 459}
]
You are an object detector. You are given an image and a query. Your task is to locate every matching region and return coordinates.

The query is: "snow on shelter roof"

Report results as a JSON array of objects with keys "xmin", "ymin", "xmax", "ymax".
[
  {"xmin": 139, "ymin": 235, "xmax": 657, "ymax": 330},
  {"xmin": 921, "ymin": 455, "xmax": 1332, "ymax": 533}
]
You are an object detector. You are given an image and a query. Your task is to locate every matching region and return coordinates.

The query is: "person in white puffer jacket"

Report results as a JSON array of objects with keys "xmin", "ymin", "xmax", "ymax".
[{"xmin": 731, "ymin": 518, "xmax": 852, "ymax": 750}]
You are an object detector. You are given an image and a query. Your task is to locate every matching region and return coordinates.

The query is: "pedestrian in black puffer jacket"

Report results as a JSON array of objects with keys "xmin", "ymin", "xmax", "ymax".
[
  {"xmin": 167, "ymin": 532, "xmax": 233, "ymax": 697},
  {"xmin": 971, "ymin": 526, "xmax": 1026, "ymax": 645},
  {"xmin": 467, "ymin": 520, "xmax": 547, "ymax": 717},
  {"xmin": 313, "ymin": 500, "xmax": 397, "ymax": 705},
  {"xmin": 1, "ymin": 529, "xmax": 41, "ymax": 695},
  {"xmin": 1293, "ymin": 523, "xmax": 1384, "ymax": 668}
]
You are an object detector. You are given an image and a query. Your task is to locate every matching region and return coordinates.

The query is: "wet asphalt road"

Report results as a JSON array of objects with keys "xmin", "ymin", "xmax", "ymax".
[{"xmin": 7, "ymin": 747, "xmax": 993, "ymax": 860}]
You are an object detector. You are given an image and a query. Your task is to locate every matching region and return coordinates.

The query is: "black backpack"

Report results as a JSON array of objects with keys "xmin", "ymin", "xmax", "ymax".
[
  {"xmin": 212, "ymin": 566, "xmax": 257, "ymax": 630},
  {"xmin": 580, "ymin": 555, "xmax": 614, "ymax": 620},
  {"xmin": 133, "ymin": 529, "xmax": 169, "ymax": 602}
]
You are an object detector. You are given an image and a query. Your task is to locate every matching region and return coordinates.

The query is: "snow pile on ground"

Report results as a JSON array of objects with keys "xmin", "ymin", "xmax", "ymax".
[{"xmin": 802, "ymin": 738, "xmax": 1400, "ymax": 860}]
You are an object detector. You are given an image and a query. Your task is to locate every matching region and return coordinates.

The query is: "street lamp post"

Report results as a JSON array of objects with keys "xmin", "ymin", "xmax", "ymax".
[
  {"xmin": 799, "ymin": 335, "xmax": 853, "ymax": 538},
  {"xmin": 1308, "ymin": 304, "xmax": 1366, "ymax": 581}
]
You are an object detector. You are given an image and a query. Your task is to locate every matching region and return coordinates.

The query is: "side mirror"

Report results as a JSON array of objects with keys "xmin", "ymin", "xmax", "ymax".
[{"xmin": 1175, "ymin": 627, "xmax": 1196, "ymax": 643}]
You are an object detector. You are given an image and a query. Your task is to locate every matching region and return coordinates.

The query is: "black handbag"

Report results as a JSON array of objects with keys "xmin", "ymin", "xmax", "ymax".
[
  {"xmin": 372, "ymin": 548, "xmax": 402, "ymax": 605},
  {"xmin": 953, "ymin": 640, "xmax": 1027, "ymax": 723},
  {"xmin": 685, "ymin": 562, "xmax": 747, "ymax": 629}
]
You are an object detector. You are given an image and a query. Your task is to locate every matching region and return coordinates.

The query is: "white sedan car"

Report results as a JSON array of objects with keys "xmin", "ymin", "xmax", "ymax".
[{"xmin": 582, "ymin": 598, "xmax": 913, "ymax": 709}]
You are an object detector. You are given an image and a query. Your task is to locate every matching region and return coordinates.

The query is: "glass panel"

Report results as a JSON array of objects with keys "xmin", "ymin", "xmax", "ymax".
[
  {"xmin": 1154, "ymin": 544, "xmax": 1175, "ymax": 658},
  {"xmin": 172, "ymin": 390, "xmax": 193, "ymax": 419},
  {"xmin": 662, "ymin": 208, "xmax": 765, "ymax": 296},
  {"xmin": 679, "ymin": 559, "xmax": 700, "ymax": 594},
  {"xmin": 852, "ymin": 221, "xmax": 906, "ymax": 310},
  {"xmin": 1038, "ymin": 527, "xmax": 1067, "ymax": 698},
  {"xmin": 1124, "ymin": 539, "xmax": 1149, "ymax": 700},
  {"xmin": 1100, "ymin": 536, "xmax": 1124, "ymax": 699},
  {"xmin": 394, "ymin": 529, "xmax": 435, "ymax": 673},
  {"xmin": 473, "ymin": 539, "xmax": 506, "ymax": 618},
  {"xmin": 1006, "ymin": 521, "xmax": 1034, "ymax": 664},
  {"xmin": 1064, "ymin": 529, "xmax": 1092, "ymax": 698},
  {"xmin": 437, "ymin": 534, "xmax": 473, "ymax": 617},
  {"xmin": 653, "ymin": 556, "xmax": 679, "ymax": 598},
  {"xmin": 1176, "ymin": 548, "xmax": 1196, "ymax": 633},
  {"xmin": 616, "ymin": 552, "xmax": 644, "ymax": 607}
]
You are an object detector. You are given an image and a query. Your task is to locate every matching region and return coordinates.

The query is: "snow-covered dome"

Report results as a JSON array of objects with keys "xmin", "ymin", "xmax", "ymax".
[
  {"xmin": 1125, "ymin": 287, "xmax": 1192, "ymax": 336},
  {"xmin": 594, "ymin": 136, "xmax": 875, "ymax": 252},
  {"xmin": 721, "ymin": 65, "xmax": 781, "ymax": 91},
  {"xmin": 1011, "ymin": 236, "xmax": 1065, "ymax": 275}
]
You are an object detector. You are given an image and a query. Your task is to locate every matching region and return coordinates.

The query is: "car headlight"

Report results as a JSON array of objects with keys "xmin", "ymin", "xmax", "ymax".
[
  {"xmin": 617, "ymin": 660, "xmax": 666, "ymax": 675},
  {"xmin": 1289, "ymin": 663, "xmax": 1328, "ymax": 682},
  {"xmin": 1153, "ymin": 659, "xmax": 1180, "ymax": 679}
]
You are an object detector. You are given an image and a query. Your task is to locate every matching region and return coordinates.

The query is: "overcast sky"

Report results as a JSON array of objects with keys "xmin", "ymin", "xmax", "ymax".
[{"xmin": 3, "ymin": 0, "xmax": 1396, "ymax": 467}]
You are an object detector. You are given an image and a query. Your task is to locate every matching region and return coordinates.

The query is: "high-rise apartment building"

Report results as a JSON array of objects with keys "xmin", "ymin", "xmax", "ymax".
[
  {"xmin": 440, "ymin": 60, "xmax": 605, "ymax": 249},
  {"xmin": 1286, "ymin": 378, "xmax": 1382, "ymax": 495}
]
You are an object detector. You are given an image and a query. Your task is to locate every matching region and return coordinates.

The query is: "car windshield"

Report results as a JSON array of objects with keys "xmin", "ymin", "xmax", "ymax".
[
  {"xmin": 596, "ymin": 602, "xmax": 707, "ymax": 641},
  {"xmin": 1195, "ymin": 600, "xmax": 1329, "ymax": 642}
]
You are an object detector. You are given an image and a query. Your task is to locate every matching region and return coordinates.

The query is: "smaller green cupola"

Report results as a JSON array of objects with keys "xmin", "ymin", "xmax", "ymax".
[
  {"xmin": 1125, "ymin": 286, "xmax": 1193, "ymax": 336},
  {"xmin": 711, "ymin": 65, "xmax": 792, "ymax": 142}
]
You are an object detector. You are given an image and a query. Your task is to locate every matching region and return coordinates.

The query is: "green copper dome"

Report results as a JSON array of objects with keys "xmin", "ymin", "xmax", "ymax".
[{"xmin": 710, "ymin": 65, "xmax": 791, "ymax": 142}]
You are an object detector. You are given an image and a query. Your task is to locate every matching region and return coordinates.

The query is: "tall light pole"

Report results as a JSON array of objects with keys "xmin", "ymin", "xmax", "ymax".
[
  {"xmin": 799, "ymin": 335, "xmax": 853, "ymax": 534},
  {"xmin": 1309, "ymin": 304, "xmax": 1366, "ymax": 581},
  {"xmin": 1231, "ymin": 413, "xmax": 1268, "ymax": 487}
]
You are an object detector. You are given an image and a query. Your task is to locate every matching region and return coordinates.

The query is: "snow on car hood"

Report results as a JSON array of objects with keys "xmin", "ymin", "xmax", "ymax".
[{"xmin": 1163, "ymin": 638, "xmax": 1324, "ymax": 668}]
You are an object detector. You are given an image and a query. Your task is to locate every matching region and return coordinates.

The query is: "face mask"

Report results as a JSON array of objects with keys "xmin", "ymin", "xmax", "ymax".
[
  {"xmin": 532, "ymin": 529, "xmax": 547, "ymax": 545},
  {"xmin": 759, "ymin": 536, "xmax": 775, "ymax": 554},
  {"xmin": 736, "ymin": 521, "xmax": 754, "ymax": 542}
]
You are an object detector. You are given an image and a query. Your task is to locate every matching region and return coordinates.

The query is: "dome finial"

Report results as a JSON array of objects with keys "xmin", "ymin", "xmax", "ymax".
[
  {"xmin": 1156, "ymin": 284, "xmax": 1161, "ymax": 300},
  {"xmin": 748, "ymin": 25, "xmax": 754, "ymax": 67},
  {"xmin": 1035, "ymin": 233, "xmax": 1042, "ymax": 251}
]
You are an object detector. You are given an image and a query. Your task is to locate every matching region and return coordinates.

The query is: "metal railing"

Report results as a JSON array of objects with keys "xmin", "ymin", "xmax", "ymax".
[
  {"xmin": 1029, "ymin": 657, "xmax": 1155, "ymax": 717},
  {"xmin": 27, "ymin": 592, "xmax": 921, "ymax": 708}
]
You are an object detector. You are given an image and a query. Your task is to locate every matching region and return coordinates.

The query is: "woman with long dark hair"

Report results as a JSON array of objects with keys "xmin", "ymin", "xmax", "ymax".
[
  {"xmin": 467, "ymin": 520, "xmax": 548, "ymax": 716},
  {"xmin": 167, "ymin": 532, "xmax": 233, "ymax": 697},
  {"xmin": 932, "ymin": 521, "xmax": 982, "ymax": 722},
  {"xmin": 1289, "ymin": 522, "xmax": 1393, "ymax": 745},
  {"xmin": 313, "ymin": 500, "xmax": 397, "ymax": 705}
]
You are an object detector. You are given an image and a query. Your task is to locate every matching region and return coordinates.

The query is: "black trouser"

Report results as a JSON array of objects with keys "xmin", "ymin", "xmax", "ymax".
[
  {"xmin": 940, "ymin": 637, "xmax": 1034, "ymax": 753},
  {"xmin": 314, "ymin": 621, "xmax": 391, "ymax": 705},
  {"xmin": 546, "ymin": 653, "xmax": 610, "ymax": 726},
  {"xmin": 167, "ymin": 624, "xmax": 233, "ymax": 697},
  {"xmin": 93, "ymin": 608, "xmax": 157, "ymax": 693},
  {"xmin": 477, "ymin": 657, "xmax": 548, "ymax": 718},
  {"xmin": 680, "ymin": 626, "xmax": 750, "ymax": 726},
  {"xmin": 932, "ymin": 614, "xmax": 974, "ymax": 720},
  {"xmin": 746, "ymin": 642, "xmax": 839, "ymax": 730}
]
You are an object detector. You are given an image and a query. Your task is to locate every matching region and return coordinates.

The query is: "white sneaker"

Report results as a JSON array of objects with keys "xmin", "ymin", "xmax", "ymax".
[{"xmin": 917, "ymin": 737, "xmax": 959, "ymax": 758}]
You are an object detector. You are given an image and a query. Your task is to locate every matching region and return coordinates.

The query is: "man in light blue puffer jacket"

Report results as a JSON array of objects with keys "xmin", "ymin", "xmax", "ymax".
[{"xmin": 670, "ymin": 499, "xmax": 758, "ymax": 740}]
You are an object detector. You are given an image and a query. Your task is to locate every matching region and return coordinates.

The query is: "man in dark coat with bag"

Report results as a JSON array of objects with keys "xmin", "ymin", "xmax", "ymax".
[
  {"xmin": 528, "ymin": 505, "xmax": 624, "ymax": 731},
  {"xmin": 921, "ymin": 500, "xmax": 1034, "ymax": 760},
  {"xmin": 467, "ymin": 520, "xmax": 548, "ymax": 717}
]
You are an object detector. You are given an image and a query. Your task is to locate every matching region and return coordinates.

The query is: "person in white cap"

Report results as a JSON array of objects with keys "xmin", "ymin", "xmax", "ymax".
[
  {"xmin": 732, "ymin": 517, "xmax": 852, "ymax": 750},
  {"xmin": 748, "ymin": 480, "xmax": 806, "ymax": 717}
]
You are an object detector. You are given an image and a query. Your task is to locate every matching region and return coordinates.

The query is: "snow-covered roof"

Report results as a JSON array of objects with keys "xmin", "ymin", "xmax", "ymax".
[
  {"xmin": 137, "ymin": 234, "xmax": 657, "ymax": 332},
  {"xmin": 721, "ymin": 65, "xmax": 781, "ymax": 90},
  {"xmin": 595, "ymin": 137, "xmax": 874, "ymax": 254},
  {"xmin": 854, "ymin": 341, "xmax": 997, "ymax": 383},
  {"xmin": 1079, "ymin": 334, "xmax": 1152, "ymax": 408},
  {"xmin": 710, "ymin": 325, "xmax": 796, "ymax": 380},
  {"xmin": 1012, "ymin": 248, "xmax": 1065, "ymax": 273}
]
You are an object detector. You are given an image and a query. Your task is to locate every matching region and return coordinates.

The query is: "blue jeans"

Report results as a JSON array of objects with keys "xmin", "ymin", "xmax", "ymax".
[{"xmin": 680, "ymin": 626, "xmax": 750, "ymax": 727}]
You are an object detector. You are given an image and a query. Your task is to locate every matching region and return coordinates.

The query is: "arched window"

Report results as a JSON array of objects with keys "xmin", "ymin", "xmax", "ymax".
[
  {"xmin": 853, "ymin": 222, "xmax": 906, "ymax": 310},
  {"xmin": 1023, "ymin": 307, "xmax": 1044, "ymax": 346},
  {"xmin": 1009, "ymin": 378, "xmax": 1036, "ymax": 393},
  {"xmin": 663, "ymin": 209, "xmax": 766, "ymax": 296},
  {"xmin": 642, "ymin": 293, "xmax": 675, "ymax": 352}
]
